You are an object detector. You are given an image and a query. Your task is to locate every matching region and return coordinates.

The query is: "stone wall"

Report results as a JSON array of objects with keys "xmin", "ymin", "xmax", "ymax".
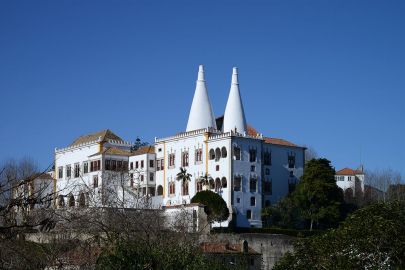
[{"xmin": 203, "ymin": 233, "xmax": 295, "ymax": 270}]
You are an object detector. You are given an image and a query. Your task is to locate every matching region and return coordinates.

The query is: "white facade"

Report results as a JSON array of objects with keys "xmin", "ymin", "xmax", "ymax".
[
  {"xmin": 54, "ymin": 131, "xmax": 139, "ymax": 208},
  {"xmin": 52, "ymin": 66, "xmax": 305, "ymax": 228},
  {"xmin": 335, "ymin": 167, "xmax": 365, "ymax": 196}
]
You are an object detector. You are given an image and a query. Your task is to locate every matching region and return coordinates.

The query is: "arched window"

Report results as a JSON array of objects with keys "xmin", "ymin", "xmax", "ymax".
[
  {"xmin": 157, "ymin": 185, "xmax": 163, "ymax": 196},
  {"xmin": 215, "ymin": 178, "xmax": 221, "ymax": 192},
  {"xmin": 221, "ymin": 147, "xmax": 227, "ymax": 158},
  {"xmin": 209, "ymin": 149, "xmax": 215, "ymax": 160},
  {"xmin": 215, "ymin": 148, "xmax": 221, "ymax": 161},
  {"xmin": 221, "ymin": 177, "xmax": 227, "ymax": 188},
  {"xmin": 58, "ymin": 195, "xmax": 65, "ymax": 208},
  {"xmin": 68, "ymin": 194, "xmax": 75, "ymax": 207},
  {"xmin": 209, "ymin": 179, "xmax": 215, "ymax": 190},
  {"xmin": 79, "ymin": 193, "xmax": 86, "ymax": 207}
]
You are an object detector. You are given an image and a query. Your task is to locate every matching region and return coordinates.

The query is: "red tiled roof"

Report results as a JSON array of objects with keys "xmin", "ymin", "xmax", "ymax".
[
  {"xmin": 131, "ymin": 145, "xmax": 155, "ymax": 156},
  {"xmin": 247, "ymin": 124, "xmax": 259, "ymax": 136},
  {"xmin": 89, "ymin": 147, "xmax": 132, "ymax": 157},
  {"xmin": 264, "ymin": 137, "xmax": 300, "ymax": 147},
  {"xmin": 200, "ymin": 242, "xmax": 259, "ymax": 255},
  {"xmin": 246, "ymin": 124, "xmax": 302, "ymax": 148},
  {"xmin": 336, "ymin": 168, "xmax": 363, "ymax": 175},
  {"xmin": 70, "ymin": 129, "xmax": 123, "ymax": 146}
]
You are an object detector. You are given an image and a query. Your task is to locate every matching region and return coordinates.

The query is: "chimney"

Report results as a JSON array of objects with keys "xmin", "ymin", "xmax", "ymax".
[
  {"xmin": 223, "ymin": 67, "xmax": 247, "ymax": 134},
  {"xmin": 186, "ymin": 65, "xmax": 217, "ymax": 132}
]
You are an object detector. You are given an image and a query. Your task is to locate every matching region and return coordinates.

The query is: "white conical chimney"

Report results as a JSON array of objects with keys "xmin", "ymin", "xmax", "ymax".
[
  {"xmin": 223, "ymin": 67, "xmax": 247, "ymax": 134},
  {"xmin": 186, "ymin": 65, "xmax": 217, "ymax": 132}
]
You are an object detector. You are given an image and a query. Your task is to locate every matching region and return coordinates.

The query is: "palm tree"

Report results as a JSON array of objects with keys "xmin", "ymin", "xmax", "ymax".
[
  {"xmin": 176, "ymin": 167, "xmax": 192, "ymax": 195},
  {"xmin": 176, "ymin": 167, "xmax": 192, "ymax": 183}
]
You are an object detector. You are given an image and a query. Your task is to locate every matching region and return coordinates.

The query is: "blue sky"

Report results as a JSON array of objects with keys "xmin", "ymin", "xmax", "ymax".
[{"xmin": 0, "ymin": 0, "xmax": 404, "ymax": 177}]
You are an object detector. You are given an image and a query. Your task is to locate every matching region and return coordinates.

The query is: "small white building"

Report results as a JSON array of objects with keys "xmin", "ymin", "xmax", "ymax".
[
  {"xmin": 54, "ymin": 130, "xmax": 138, "ymax": 208},
  {"xmin": 335, "ymin": 167, "xmax": 365, "ymax": 196}
]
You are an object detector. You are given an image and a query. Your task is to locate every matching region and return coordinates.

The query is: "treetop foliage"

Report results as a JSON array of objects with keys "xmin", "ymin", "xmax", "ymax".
[
  {"xmin": 273, "ymin": 199, "xmax": 405, "ymax": 270},
  {"xmin": 191, "ymin": 190, "xmax": 229, "ymax": 224}
]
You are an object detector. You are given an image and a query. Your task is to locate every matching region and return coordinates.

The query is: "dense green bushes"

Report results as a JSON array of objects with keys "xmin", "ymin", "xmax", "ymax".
[{"xmin": 273, "ymin": 200, "xmax": 405, "ymax": 270}]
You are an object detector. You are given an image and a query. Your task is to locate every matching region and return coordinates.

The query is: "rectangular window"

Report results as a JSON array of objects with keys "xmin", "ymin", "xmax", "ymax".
[
  {"xmin": 130, "ymin": 173, "xmax": 134, "ymax": 187},
  {"xmin": 135, "ymin": 161, "xmax": 139, "ymax": 169},
  {"xmin": 264, "ymin": 151, "xmax": 271, "ymax": 165},
  {"xmin": 141, "ymin": 160, "xmax": 144, "ymax": 168},
  {"xmin": 90, "ymin": 160, "xmax": 100, "ymax": 172},
  {"xmin": 264, "ymin": 179, "xmax": 272, "ymax": 194},
  {"xmin": 182, "ymin": 151, "xmax": 189, "ymax": 167},
  {"xmin": 74, "ymin": 163, "xmax": 80, "ymax": 178},
  {"xmin": 196, "ymin": 181, "xmax": 203, "ymax": 192},
  {"xmin": 234, "ymin": 176, "xmax": 242, "ymax": 192},
  {"xmin": 149, "ymin": 160, "xmax": 154, "ymax": 168},
  {"xmin": 250, "ymin": 165, "xmax": 255, "ymax": 172},
  {"xmin": 195, "ymin": 149, "xmax": 203, "ymax": 163},
  {"xmin": 105, "ymin": 160, "xmax": 111, "ymax": 171},
  {"xmin": 83, "ymin": 162, "xmax": 88, "ymax": 174},
  {"xmin": 233, "ymin": 146, "xmax": 241, "ymax": 160},
  {"xmin": 246, "ymin": 210, "xmax": 252, "ymax": 219},
  {"xmin": 249, "ymin": 149, "xmax": 257, "ymax": 162},
  {"xmin": 58, "ymin": 166, "xmax": 63, "ymax": 179},
  {"xmin": 130, "ymin": 162, "xmax": 133, "ymax": 170},
  {"xmin": 250, "ymin": 178, "xmax": 257, "ymax": 193},
  {"xmin": 169, "ymin": 182, "xmax": 175, "ymax": 195},
  {"xmin": 66, "ymin": 165, "xmax": 71, "ymax": 179},
  {"xmin": 141, "ymin": 174, "xmax": 144, "ymax": 182},
  {"xmin": 117, "ymin": 160, "xmax": 123, "ymax": 171},
  {"xmin": 182, "ymin": 181, "xmax": 189, "ymax": 195},
  {"xmin": 111, "ymin": 160, "xmax": 117, "ymax": 171},
  {"xmin": 93, "ymin": 175, "xmax": 98, "ymax": 188},
  {"xmin": 169, "ymin": 153, "xmax": 175, "ymax": 167},
  {"xmin": 160, "ymin": 159, "xmax": 164, "ymax": 170},
  {"xmin": 216, "ymin": 165, "xmax": 220, "ymax": 171},
  {"xmin": 288, "ymin": 153, "xmax": 296, "ymax": 169},
  {"xmin": 156, "ymin": 159, "xmax": 160, "ymax": 171},
  {"xmin": 149, "ymin": 172, "xmax": 154, "ymax": 181},
  {"xmin": 250, "ymin": 196, "xmax": 256, "ymax": 206}
]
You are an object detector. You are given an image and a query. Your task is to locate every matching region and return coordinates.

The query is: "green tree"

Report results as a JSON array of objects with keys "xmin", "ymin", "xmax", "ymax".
[
  {"xmin": 176, "ymin": 167, "xmax": 192, "ymax": 185},
  {"xmin": 293, "ymin": 158, "xmax": 344, "ymax": 230},
  {"xmin": 273, "ymin": 200, "xmax": 405, "ymax": 270},
  {"xmin": 191, "ymin": 190, "xmax": 229, "ymax": 224}
]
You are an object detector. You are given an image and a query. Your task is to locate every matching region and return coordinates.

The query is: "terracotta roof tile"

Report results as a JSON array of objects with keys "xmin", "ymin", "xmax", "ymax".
[
  {"xmin": 89, "ymin": 147, "xmax": 131, "ymax": 157},
  {"xmin": 70, "ymin": 129, "xmax": 123, "ymax": 146},
  {"xmin": 131, "ymin": 145, "xmax": 155, "ymax": 156},
  {"xmin": 246, "ymin": 124, "xmax": 303, "ymax": 148},
  {"xmin": 336, "ymin": 168, "xmax": 364, "ymax": 175},
  {"xmin": 264, "ymin": 137, "xmax": 300, "ymax": 147},
  {"xmin": 247, "ymin": 124, "xmax": 259, "ymax": 136}
]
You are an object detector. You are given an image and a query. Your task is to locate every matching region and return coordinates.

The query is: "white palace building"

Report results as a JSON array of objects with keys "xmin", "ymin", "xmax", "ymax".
[{"xmin": 54, "ymin": 65, "xmax": 305, "ymax": 228}]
